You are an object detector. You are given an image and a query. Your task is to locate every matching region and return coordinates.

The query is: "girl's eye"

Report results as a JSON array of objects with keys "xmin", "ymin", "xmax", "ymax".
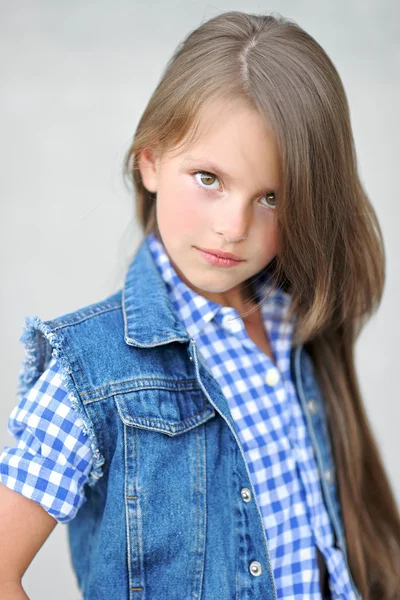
[
  {"xmin": 193, "ymin": 171, "xmax": 220, "ymax": 191},
  {"xmin": 260, "ymin": 193, "xmax": 277, "ymax": 210},
  {"xmin": 192, "ymin": 170, "xmax": 277, "ymax": 210}
]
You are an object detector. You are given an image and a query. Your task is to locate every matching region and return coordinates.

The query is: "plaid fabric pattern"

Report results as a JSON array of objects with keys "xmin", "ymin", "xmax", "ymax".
[{"xmin": 0, "ymin": 356, "xmax": 93, "ymax": 523}]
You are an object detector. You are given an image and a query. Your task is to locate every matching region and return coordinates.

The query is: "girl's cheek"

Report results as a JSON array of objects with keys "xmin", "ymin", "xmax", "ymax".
[{"xmin": 177, "ymin": 186, "xmax": 205, "ymax": 226}]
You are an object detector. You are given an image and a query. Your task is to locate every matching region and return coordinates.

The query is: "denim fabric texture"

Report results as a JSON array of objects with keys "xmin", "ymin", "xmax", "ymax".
[{"xmin": 5, "ymin": 233, "xmax": 362, "ymax": 600}]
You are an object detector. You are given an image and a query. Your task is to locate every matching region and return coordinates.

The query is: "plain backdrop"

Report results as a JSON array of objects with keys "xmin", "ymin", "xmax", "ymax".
[{"xmin": 1, "ymin": 1, "xmax": 399, "ymax": 598}]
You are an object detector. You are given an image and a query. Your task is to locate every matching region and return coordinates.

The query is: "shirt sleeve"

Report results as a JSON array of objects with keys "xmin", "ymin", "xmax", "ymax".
[{"xmin": 0, "ymin": 356, "xmax": 94, "ymax": 523}]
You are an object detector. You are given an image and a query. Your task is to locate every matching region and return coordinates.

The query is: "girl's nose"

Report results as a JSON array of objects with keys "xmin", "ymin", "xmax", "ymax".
[
  {"xmin": 221, "ymin": 232, "xmax": 247, "ymax": 243},
  {"xmin": 214, "ymin": 199, "xmax": 250, "ymax": 243}
]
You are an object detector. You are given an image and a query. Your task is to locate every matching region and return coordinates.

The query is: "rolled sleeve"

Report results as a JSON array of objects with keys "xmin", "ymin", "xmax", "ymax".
[{"xmin": 0, "ymin": 357, "xmax": 94, "ymax": 523}]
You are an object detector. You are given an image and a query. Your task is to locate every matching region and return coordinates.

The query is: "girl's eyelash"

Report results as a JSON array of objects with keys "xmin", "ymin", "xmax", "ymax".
[{"xmin": 191, "ymin": 170, "xmax": 277, "ymax": 209}]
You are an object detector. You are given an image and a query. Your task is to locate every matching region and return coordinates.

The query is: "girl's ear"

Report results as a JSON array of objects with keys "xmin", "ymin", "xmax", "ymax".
[{"xmin": 138, "ymin": 147, "xmax": 160, "ymax": 193}]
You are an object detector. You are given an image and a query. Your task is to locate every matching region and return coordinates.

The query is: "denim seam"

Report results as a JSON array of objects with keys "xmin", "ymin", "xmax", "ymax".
[{"xmin": 80, "ymin": 379, "xmax": 202, "ymax": 401}]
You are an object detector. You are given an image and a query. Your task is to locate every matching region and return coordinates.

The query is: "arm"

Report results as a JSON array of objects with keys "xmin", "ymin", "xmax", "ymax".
[
  {"xmin": 0, "ymin": 482, "xmax": 57, "ymax": 594},
  {"xmin": 0, "ymin": 581, "xmax": 29, "ymax": 599}
]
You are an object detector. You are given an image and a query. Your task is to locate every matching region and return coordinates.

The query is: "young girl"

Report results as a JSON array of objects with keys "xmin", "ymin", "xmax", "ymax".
[{"xmin": 0, "ymin": 10, "xmax": 399, "ymax": 600}]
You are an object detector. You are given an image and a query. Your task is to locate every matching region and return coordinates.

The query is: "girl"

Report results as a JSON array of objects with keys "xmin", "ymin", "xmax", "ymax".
[{"xmin": 0, "ymin": 10, "xmax": 399, "ymax": 600}]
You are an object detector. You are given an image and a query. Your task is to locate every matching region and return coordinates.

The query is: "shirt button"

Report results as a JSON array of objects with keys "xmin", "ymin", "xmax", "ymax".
[
  {"xmin": 221, "ymin": 313, "xmax": 242, "ymax": 333},
  {"xmin": 324, "ymin": 468, "xmax": 334, "ymax": 483},
  {"xmin": 249, "ymin": 560, "xmax": 263, "ymax": 576},
  {"xmin": 240, "ymin": 487, "xmax": 251, "ymax": 502},
  {"xmin": 265, "ymin": 367, "xmax": 279, "ymax": 386},
  {"xmin": 307, "ymin": 398, "xmax": 318, "ymax": 414}
]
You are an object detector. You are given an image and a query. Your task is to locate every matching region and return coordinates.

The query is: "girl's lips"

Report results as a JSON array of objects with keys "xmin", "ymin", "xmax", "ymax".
[
  {"xmin": 197, "ymin": 247, "xmax": 243, "ymax": 261},
  {"xmin": 195, "ymin": 247, "xmax": 244, "ymax": 267}
]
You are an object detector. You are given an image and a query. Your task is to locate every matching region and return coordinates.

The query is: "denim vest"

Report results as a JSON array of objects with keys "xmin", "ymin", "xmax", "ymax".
[{"xmin": 19, "ymin": 236, "xmax": 361, "ymax": 600}]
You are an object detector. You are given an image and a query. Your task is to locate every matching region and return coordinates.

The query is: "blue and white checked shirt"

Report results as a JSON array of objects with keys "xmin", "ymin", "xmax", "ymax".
[
  {"xmin": 0, "ymin": 231, "xmax": 356, "ymax": 598},
  {"xmin": 0, "ymin": 356, "xmax": 93, "ymax": 522}
]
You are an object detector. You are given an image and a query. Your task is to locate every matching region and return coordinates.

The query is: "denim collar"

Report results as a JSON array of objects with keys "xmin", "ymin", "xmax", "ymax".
[{"xmin": 122, "ymin": 234, "xmax": 190, "ymax": 347}]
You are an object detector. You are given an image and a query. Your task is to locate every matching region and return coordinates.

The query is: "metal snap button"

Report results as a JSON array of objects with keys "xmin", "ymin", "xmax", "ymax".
[
  {"xmin": 240, "ymin": 487, "xmax": 251, "ymax": 502},
  {"xmin": 265, "ymin": 367, "xmax": 279, "ymax": 386},
  {"xmin": 307, "ymin": 398, "xmax": 318, "ymax": 414},
  {"xmin": 249, "ymin": 560, "xmax": 263, "ymax": 576}
]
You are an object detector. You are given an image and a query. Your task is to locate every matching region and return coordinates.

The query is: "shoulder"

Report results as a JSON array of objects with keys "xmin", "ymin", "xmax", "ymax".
[
  {"xmin": 18, "ymin": 289, "xmax": 125, "ymax": 396},
  {"xmin": 45, "ymin": 289, "xmax": 123, "ymax": 332},
  {"xmin": 20, "ymin": 289, "xmax": 124, "ymax": 358}
]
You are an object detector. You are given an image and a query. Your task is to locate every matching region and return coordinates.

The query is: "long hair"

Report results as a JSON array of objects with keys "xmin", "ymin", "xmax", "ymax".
[{"xmin": 123, "ymin": 11, "xmax": 400, "ymax": 598}]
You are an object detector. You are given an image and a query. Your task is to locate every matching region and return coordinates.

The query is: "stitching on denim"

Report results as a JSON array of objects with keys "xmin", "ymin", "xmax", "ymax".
[
  {"xmin": 48, "ymin": 298, "xmax": 122, "ymax": 331},
  {"xmin": 115, "ymin": 399, "xmax": 215, "ymax": 433},
  {"xmin": 80, "ymin": 378, "xmax": 202, "ymax": 401}
]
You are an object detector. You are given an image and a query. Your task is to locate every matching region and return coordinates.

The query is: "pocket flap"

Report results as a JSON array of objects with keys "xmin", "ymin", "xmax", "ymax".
[{"xmin": 115, "ymin": 382, "xmax": 216, "ymax": 436}]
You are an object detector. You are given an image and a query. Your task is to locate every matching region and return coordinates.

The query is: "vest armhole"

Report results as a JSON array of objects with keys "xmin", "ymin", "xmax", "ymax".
[{"xmin": 17, "ymin": 314, "xmax": 106, "ymax": 487}]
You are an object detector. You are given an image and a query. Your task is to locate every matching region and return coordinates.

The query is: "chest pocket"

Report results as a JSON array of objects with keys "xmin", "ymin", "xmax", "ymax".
[
  {"xmin": 114, "ymin": 380, "xmax": 216, "ymax": 435},
  {"xmin": 113, "ymin": 381, "xmax": 217, "ymax": 600}
]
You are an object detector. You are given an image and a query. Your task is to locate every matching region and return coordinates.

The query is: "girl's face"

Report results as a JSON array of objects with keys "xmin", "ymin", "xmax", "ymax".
[{"xmin": 138, "ymin": 98, "xmax": 281, "ymax": 313}]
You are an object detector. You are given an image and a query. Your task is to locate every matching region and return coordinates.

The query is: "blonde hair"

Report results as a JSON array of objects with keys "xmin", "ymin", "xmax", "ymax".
[{"xmin": 123, "ymin": 11, "xmax": 400, "ymax": 597}]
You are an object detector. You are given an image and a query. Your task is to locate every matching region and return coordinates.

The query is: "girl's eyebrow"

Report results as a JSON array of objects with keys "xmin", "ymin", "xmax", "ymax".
[
  {"xmin": 180, "ymin": 156, "xmax": 232, "ymax": 181},
  {"xmin": 180, "ymin": 156, "xmax": 278, "ymax": 193}
]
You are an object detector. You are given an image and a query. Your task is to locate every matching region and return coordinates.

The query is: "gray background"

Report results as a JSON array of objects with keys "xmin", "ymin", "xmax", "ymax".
[{"xmin": 1, "ymin": 1, "xmax": 398, "ymax": 598}]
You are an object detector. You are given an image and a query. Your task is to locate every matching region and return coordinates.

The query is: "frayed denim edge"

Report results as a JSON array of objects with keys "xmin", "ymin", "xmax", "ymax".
[{"xmin": 18, "ymin": 315, "xmax": 105, "ymax": 487}]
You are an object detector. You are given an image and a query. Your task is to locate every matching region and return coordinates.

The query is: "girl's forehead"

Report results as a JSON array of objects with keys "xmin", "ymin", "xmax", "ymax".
[
  {"xmin": 169, "ymin": 96, "xmax": 257, "ymax": 149},
  {"xmin": 170, "ymin": 100, "xmax": 278, "ymax": 161}
]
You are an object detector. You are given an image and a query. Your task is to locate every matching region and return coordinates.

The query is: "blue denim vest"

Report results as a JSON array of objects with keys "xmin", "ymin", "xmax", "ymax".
[{"xmin": 19, "ymin": 236, "xmax": 361, "ymax": 599}]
